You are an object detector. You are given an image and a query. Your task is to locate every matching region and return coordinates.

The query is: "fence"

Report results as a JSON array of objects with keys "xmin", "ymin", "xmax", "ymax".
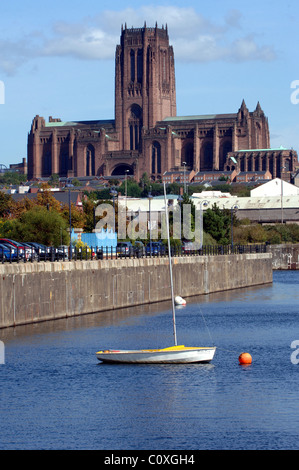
[{"xmin": 0, "ymin": 243, "xmax": 267, "ymax": 263}]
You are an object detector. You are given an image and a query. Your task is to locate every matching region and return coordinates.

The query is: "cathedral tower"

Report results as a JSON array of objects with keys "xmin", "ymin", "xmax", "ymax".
[
  {"xmin": 27, "ymin": 24, "xmax": 296, "ymax": 183},
  {"xmin": 114, "ymin": 23, "xmax": 176, "ymax": 152}
]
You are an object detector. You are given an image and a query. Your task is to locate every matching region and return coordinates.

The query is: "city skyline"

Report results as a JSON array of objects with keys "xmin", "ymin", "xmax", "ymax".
[{"xmin": 0, "ymin": 0, "xmax": 298, "ymax": 169}]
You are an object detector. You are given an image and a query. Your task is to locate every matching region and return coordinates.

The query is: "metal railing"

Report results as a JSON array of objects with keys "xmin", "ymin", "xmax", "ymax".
[{"xmin": 0, "ymin": 243, "xmax": 268, "ymax": 264}]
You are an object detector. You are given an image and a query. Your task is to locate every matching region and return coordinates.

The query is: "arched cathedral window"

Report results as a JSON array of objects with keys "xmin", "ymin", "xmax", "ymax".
[
  {"xmin": 129, "ymin": 104, "xmax": 142, "ymax": 151},
  {"xmin": 152, "ymin": 141, "xmax": 161, "ymax": 175},
  {"xmin": 137, "ymin": 49, "xmax": 143, "ymax": 83}
]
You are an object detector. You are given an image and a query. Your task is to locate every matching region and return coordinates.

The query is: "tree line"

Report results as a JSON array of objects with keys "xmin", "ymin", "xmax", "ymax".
[{"xmin": 1, "ymin": 177, "xmax": 299, "ymax": 247}]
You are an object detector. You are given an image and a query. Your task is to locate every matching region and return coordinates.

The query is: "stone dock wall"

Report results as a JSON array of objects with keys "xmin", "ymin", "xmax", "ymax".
[
  {"xmin": 0, "ymin": 253, "xmax": 273, "ymax": 329},
  {"xmin": 268, "ymin": 244, "xmax": 299, "ymax": 270}
]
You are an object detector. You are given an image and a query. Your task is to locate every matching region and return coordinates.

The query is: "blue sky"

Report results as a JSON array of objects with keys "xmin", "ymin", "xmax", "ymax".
[{"xmin": 0, "ymin": 0, "xmax": 299, "ymax": 169}]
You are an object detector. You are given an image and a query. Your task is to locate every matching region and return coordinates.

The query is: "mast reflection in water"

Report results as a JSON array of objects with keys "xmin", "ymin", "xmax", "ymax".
[{"xmin": 0, "ymin": 271, "xmax": 298, "ymax": 450}]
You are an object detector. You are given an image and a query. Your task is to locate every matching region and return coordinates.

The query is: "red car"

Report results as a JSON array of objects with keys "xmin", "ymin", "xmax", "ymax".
[{"xmin": 0, "ymin": 238, "xmax": 32, "ymax": 260}]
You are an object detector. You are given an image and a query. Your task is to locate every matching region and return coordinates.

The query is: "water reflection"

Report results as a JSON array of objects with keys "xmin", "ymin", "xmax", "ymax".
[
  {"xmin": 0, "ymin": 280, "xmax": 275, "ymax": 345},
  {"xmin": 1, "ymin": 271, "xmax": 299, "ymax": 450},
  {"xmin": 0, "ymin": 301, "xmax": 169, "ymax": 344}
]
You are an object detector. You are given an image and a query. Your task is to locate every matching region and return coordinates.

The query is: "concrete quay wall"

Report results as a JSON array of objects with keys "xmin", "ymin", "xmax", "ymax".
[
  {"xmin": 268, "ymin": 244, "xmax": 299, "ymax": 270},
  {"xmin": 0, "ymin": 253, "xmax": 273, "ymax": 329}
]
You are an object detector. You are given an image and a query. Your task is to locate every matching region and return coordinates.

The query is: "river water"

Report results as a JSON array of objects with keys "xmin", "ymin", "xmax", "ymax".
[{"xmin": 0, "ymin": 270, "xmax": 298, "ymax": 450}]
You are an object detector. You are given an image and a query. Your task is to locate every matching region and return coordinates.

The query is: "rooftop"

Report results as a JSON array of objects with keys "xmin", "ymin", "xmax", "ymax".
[
  {"xmin": 163, "ymin": 113, "xmax": 236, "ymax": 122},
  {"xmin": 45, "ymin": 119, "xmax": 115, "ymax": 128},
  {"xmin": 232, "ymin": 145, "xmax": 289, "ymax": 152}
]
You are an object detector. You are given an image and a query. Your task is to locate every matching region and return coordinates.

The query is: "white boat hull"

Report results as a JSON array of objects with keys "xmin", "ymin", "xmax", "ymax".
[
  {"xmin": 96, "ymin": 345, "xmax": 216, "ymax": 364},
  {"xmin": 95, "ymin": 184, "xmax": 216, "ymax": 366}
]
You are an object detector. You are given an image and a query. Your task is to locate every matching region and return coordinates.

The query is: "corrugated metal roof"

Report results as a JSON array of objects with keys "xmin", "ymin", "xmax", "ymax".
[
  {"xmin": 123, "ymin": 195, "xmax": 299, "ymax": 212},
  {"xmin": 191, "ymin": 195, "xmax": 299, "ymax": 210}
]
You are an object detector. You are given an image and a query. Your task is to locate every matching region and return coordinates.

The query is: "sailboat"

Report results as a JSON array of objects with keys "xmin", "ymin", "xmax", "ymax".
[{"xmin": 96, "ymin": 184, "xmax": 216, "ymax": 364}]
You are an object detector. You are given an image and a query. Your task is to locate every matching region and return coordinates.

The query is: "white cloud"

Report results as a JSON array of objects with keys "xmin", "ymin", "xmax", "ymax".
[
  {"xmin": 42, "ymin": 26, "xmax": 117, "ymax": 60},
  {"xmin": 0, "ymin": 6, "xmax": 277, "ymax": 75},
  {"xmin": 174, "ymin": 35, "xmax": 226, "ymax": 63},
  {"xmin": 0, "ymin": 38, "xmax": 36, "ymax": 75},
  {"xmin": 224, "ymin": 9, "xmax": 242, "ymax": 29},
  {"xmin": 43, "ymin": 6, "xmax": 277, "ymax": 64},
  {"xmin": 231, "ymin": 35, "xmax": 276, "ymax": 62}
]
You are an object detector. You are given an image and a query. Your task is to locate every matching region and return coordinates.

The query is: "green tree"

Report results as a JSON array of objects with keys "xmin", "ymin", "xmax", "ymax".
[
  {"xmin": 119, "ymin": 178, "xmax": 142, "ymax": 198},
  {"xmin": 181, "ymin": 193, "xmax": 196, "ymax": 237},
  {"xmin": 1, "ymin": 206, "xmax": 69, "ymax": 246},
  {"xmin": 283, "ymin": 224, "xmax": 299, "ymax": 242},
  {"xmin": 82, "ymin": 198, "xmax": 96, "ymax": 232},
  {"xmin": 48, "ymin": 174, "xmax": 60, "ymax": 186},
  {"xmin": 247, "ymin": 225, "xmax": 267, "ymax": 243},
  {"xmin": 139, "ymin": 172, "xmax": 151, "ymax": 194},
  {"xmin": 203, "ymin": 203, "xmax": 230, "ymax": 244},
  {"xmin": 0, "ymin": 171, "xmax": 27, "ymax": 186},
  {"xmin": 85, "ymin": 188, "xmax": 113, "ymax": 200}
]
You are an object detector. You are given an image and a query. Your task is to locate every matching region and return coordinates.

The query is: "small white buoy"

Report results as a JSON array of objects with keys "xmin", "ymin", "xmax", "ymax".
[{"xmin": 175, "ymin": 296, "xmax": 186, "ymax": 306}]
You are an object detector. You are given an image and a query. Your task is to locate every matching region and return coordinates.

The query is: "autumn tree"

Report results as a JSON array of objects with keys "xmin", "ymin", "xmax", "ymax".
[
  {"xmin": 0, "ymin": 192, "xmax": 15, "ymax": 217},
  {"xmin": 0, "ymin": 206, "xmax": 69, "ymax": 246}
]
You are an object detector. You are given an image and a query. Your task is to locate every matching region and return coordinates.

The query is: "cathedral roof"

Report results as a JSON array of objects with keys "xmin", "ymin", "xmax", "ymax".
[
  {"xmin": 233, "ymin": 145, "xmax": 288, "ymax": 152},
  {"xmin": 45, "ymin": 119, "xmax": 115, "ymax": 128},
  {"xmin": 163, "ymin": 113, "xmax": 236, "ymax": 122}
]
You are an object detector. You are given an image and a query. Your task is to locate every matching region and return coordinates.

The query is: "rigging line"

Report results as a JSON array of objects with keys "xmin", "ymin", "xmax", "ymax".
[
  {"xmin": 198, "ymin": 304, "xmax": 215, "ymax": 346},
  {"xmin": 198, "ymin": 307, "xmax": 240, "ymax": 354},
  {"xmin": 216, "ymin": 347, "xmax": 242, "ymax": 354}
]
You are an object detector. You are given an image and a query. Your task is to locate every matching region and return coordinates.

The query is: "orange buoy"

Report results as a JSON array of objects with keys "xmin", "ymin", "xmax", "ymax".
[{"xmin": 238, "ymin": 352, "xmax": 252, "ymax": 365}]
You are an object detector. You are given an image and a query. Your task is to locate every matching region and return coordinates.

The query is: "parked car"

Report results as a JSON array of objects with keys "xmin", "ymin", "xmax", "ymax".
[
  {"xmin": 94, "ymin": 246, "xmax": 115, "ymax": 259},
  {"xmin": 182, "ymin": 241, "xmax": 201, "ymax": 254},
  {"xmin": 56, "ymin": 245, "xmax": 71, "ymax": 259},
  {"xmin": 0, "ymin": 238, "xmax": 31, "ymax": 260},
  {"xmin": 26, "ymin": 242, "xmax": 51, "ymax": 260},
  {"xmin": 21, "ymin": 243, "xmax": 39, "ymax": 260},
  {"xmin": 145, "ymin": 241, "xmax": 166, "ymax": 256},
  {"xmin": 57, "ymin": 245, "xmax": 88, "ymax": 260},
  {"xmin": 134, "ymin": 241, "xmax": 145, "ymax": 257},
  {"xmin": 0, "ymin": 243, "xmax": 18, "ymax": 262},
  {"xmin": 116, "ymin": 241, "xmax": 134, "ymax": 257}
]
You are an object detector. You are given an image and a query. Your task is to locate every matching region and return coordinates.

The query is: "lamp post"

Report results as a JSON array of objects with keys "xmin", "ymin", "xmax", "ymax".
[
  {"xmin": 177, "ymin": 194, "xmax": 183, "ymax": 245},
  {"xmin": 148, "ymin": 187, "xmax": 153, "ymax": 257},
  {"xmin": 281, "ymin": 165, "xmax": 286, "ymax": 224},
  {"xmin": 110, "ymin": 187, "xmax": 118, "ymax": 233},
  {"xmin": 199, "ymin": 200, "xmax": 208, "ymax": 249},
  {"xmin": 125, "ymin": 169, "xmax": 129, "ymax": 200},
  {"xmin": 124, "ymin": 169, "xmax": 129, "ymax": 231},
  {"xmin": 231, "ymin": 204, "xmax": 239, "ymax": 252},
  {"xmin": 68, "ymin": 188, "xmax": 72, "ymax": 260},
  {"xmin": 182, "ymin": 161, "xmax": 187, "ymax": 194}
]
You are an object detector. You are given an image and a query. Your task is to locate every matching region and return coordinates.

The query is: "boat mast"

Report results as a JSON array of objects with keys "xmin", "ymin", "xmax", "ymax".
[{"xmin": 163, "ymin": 183, "xmax": 178, "ymax": 346}]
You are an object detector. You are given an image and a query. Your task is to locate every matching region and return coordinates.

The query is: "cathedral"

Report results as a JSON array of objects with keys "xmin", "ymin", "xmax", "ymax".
[{"xmin": 27, "ymin": 23, "xmax": 297, "ymax": 182}]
